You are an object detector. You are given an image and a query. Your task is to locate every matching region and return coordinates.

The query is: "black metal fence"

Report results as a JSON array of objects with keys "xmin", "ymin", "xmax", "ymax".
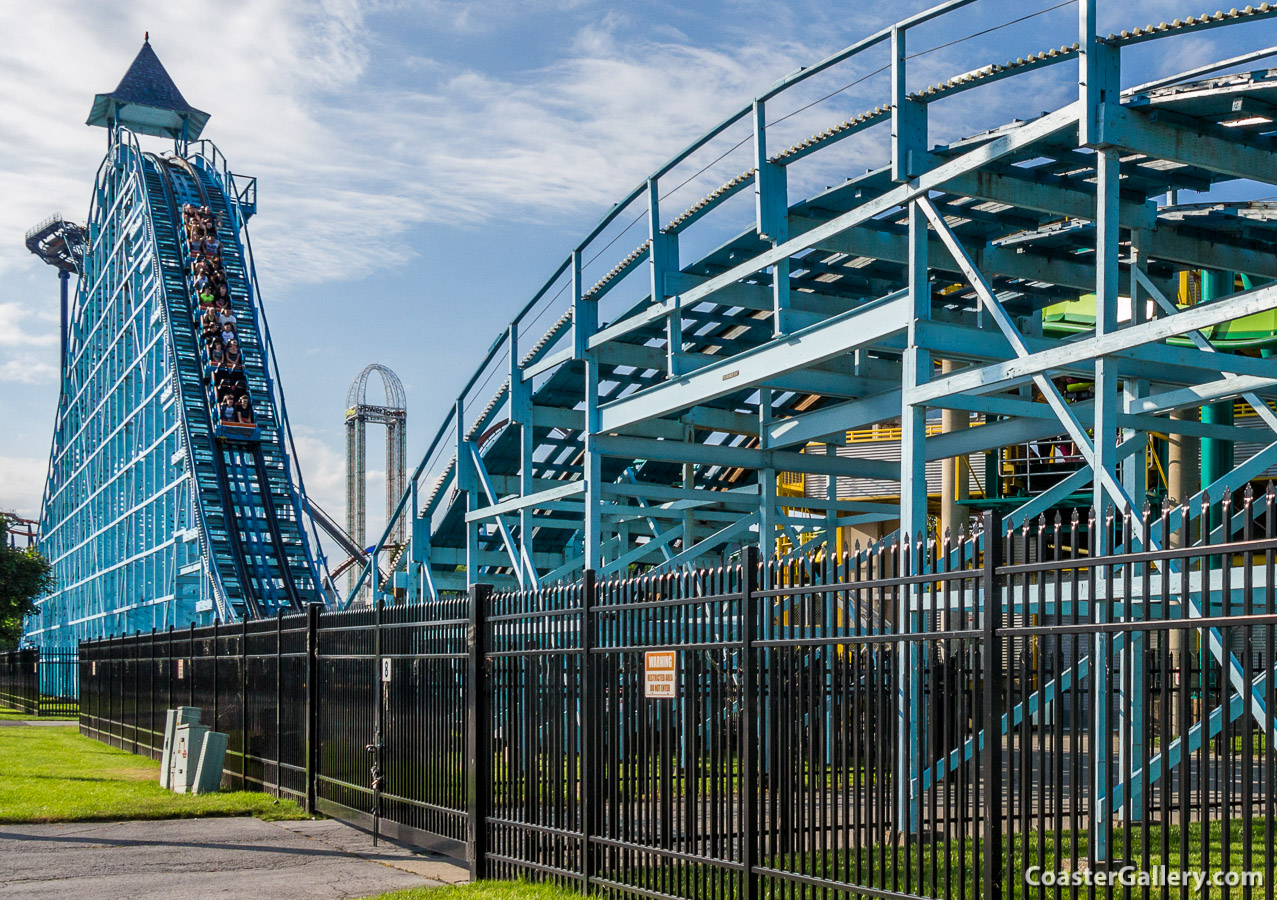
[
  {"xmin": 80, "ymin": 497, "xmax": 1277, "ymax": 898},
  {"xmin": 0, "ymin": 647, "xmax": 78, "ymax": 717}
]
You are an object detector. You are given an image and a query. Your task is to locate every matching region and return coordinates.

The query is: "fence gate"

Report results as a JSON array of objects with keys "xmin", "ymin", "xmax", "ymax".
[{"xmin": 313, "ymin": 597, "xmax": 471, "ymax": 859}]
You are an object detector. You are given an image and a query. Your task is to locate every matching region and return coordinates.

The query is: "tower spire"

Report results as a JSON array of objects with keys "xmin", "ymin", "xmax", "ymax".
[{"xmin": 86, "ymin": 38, "xmax": 209, "ymax": 140}]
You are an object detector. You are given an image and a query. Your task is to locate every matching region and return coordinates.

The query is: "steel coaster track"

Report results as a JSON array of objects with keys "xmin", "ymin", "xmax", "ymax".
[{"xmin": 188, "ymin": 148, "xmax": 340, "ymax": 603}]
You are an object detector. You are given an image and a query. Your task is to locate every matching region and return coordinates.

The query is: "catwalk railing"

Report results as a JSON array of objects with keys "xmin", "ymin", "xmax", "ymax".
[
  {"xmin": 80, "ymin": 494, "xmax": 1277, "ymax": 898},
  {"xmin": 0, "ymin": 648, "xmax": 78, "ymax": 716}
]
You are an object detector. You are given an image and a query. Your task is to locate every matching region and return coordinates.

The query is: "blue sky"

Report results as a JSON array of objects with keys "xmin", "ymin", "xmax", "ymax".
[{"xmin": 2, "ymin": 0, "xmax": 1273, "ymax": 541}]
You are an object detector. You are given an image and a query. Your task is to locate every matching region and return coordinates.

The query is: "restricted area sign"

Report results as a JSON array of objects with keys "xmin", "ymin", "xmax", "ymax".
[{"xmin": 644, "ymin": 651, "xmax": 677, "ymax": 699}]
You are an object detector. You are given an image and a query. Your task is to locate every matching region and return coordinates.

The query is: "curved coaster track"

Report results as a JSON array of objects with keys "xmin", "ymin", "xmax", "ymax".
[{"xmin": 359, "ymin": 0, "xmax": 1277, "ymax": 603}]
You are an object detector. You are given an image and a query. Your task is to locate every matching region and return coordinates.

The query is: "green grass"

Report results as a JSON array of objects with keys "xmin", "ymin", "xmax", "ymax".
[
  {"xmin": 363, "ymin": 819, "xmax": 1272, "ymax": 900},
  {"xmin": 0, "ymin": 705, "xmax": 77, "ymax": 721},
  {"xmin": 361, "ymin": 882, "xmax": 581, "ymax": 900},
  {"xmin": 0, "ymin": 725, "xmax": 309, "ymax": 824},
  {"xmin": 758, "ymin": 816, "xmax": 1274, "ymax": 900}
]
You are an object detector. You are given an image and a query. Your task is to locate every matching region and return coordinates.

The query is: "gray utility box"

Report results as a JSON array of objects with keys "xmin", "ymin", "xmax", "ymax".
[
  {"xmin": 192, "ymin": 730, "xmax": 228, "ymax": 794},
  {"xmin": 160, "ymin": 707, "xmax": 202, "ymax": 790},
  {"xmin": 171, "ymin": 722, "xmax": 211, "ymax": 793},
  {"xmin": 159, "ymin": 707, "xmax": 228, "ymax": 794}
]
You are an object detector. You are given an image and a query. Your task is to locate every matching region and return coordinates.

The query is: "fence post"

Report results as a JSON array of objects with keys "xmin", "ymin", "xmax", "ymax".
[
  {"xmin": 305, "ymin": 602, "xmax": 320, "ymax": 815},
  {"xmin": 580, "ymin": 569, "xmax": 597, "ymax": 891},
  {"xmin": 372, "ymin": 590, "xmax": 384, "ymax": 847},
  {"xmin": 212, "ymin": 619, "xmax": 220, "ymax": 735},
  {"xmin": 242, "ymin": 617, "xmax": 249, "ymax": 790},
  {"xmin": 132, "ymin": 633, "xmax": 139, "ymax": 753},
  {"xmin": 110, "ymin": 636, "xmax": 118, "ymax": 746},
  {"xmin": 29, "ymin": 647, "xmax": 39, "ymax": 718},
  {"xmin": 740, "ymin": 546, "xmax": 759, "ymax": 900},
  {"xmin": 167, "ymin": 625, "xmax": 174, "ymax": 715},
  {"xmin": 188, "ymin": 622, "xmax": 195, "ymax": 708},
  {"xmin": 276, "ymin": 610, "xmax": 283, "ymax": 799},
  {"xmin": 150, "ymin": 628, "xmax": 157, "ymax": 755},
  {"xmin": 467, "ymin": 582, "xmax": 493, "ymax": 880},
  {"xmin": 981, "ymin": 511, "xmax": 1004, "ymax": 900}
]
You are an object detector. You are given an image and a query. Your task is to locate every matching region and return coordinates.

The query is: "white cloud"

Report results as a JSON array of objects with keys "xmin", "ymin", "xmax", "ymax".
[
  {"xmin": 0, "ymin": 357, "xmax": 57, "ymax": 385},
  {"xmin": 291, "ymin": 428, "xmax": 347, "ymax": 522},
  {"xmin": 0, "ymin": 300, "xmax": 59, "ymax": 386},
  {"xmin": 0, "ymin": 2, "xmax": 816, "ymax": 298},
  {"xmin": 0, "ymin": 303, "xmax": 58, "ymax": 349},
  {"xmin": 0, "ymin": 456, "xmax": 48, "ymax": 521}
]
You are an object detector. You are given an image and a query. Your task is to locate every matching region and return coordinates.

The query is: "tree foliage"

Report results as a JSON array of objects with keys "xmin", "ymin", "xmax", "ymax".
[{"xmin": 0, "ymin": 516, "xmax": 54, "ymax": 651}]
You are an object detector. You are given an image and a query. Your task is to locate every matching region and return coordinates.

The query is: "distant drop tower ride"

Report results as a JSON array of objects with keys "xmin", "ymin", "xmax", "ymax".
[
  {"xmin": 26, "ymin": 37, "xmax": 330, "ymax": 648},
  {"xmin": 345, "ymin": 365, "xmax": 407, "ymax": 597}
]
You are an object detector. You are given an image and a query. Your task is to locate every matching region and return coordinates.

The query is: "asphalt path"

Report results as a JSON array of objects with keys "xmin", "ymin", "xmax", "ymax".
[{"xmin": 0, "ymin": 816, "xmax": 468, "ymax": 899}]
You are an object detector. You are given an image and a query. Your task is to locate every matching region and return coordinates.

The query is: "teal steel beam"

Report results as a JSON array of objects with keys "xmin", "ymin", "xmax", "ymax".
[
  {"xmin": 602, "ymin": 482, "xmax": 760, "ymax": 506},
  {"xmin": 919, "ymin": 196, "xmax": 1135, "ymax": 511},
  {"xmin": 912, "ymin": 319, "xmax": 1277, "ymax": 385},
  {"xmin": 1091, "ymin": 142, "xmax": 1123, "ymax": 853},
  {"xmin": 897, "ymin": 196, "xmax": 930, "ymax": 833},
  {"xmin": 646, "ymin": 515, "xmax": 757, "ymax": 576},
  {"xmin": 575, "ymin": 249, "xmax": 604, "ymax": 572},
  {"xmin": 753, "ymin": 99, "xmax": 791, "ymax": 335},
  {"xmin": 767, "ymin": 391, "xmax": 904, "ymax": 449},
  {"xmin": 464, "ymin": 481, "xmax": 587, "ymax": 522}
]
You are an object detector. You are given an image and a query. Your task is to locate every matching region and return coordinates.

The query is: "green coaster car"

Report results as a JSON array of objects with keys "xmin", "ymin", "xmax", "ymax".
[{"xmin": 1042, "ymin": 292, "xmax": 1277, "ymax": 352}]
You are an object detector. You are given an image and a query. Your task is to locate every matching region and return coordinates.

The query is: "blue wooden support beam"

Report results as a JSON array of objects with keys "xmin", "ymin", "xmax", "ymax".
[
  {"xmin": 914, "ymin": 282, "xmax": 1277, "ymax": 404},
  {"xmin": 648, "ymin": 178, "xmax": 683, "ymax": 377},
  {"xmin": 598, "ymin": 292, "xmax": 909, "ymax": 432},
  {"xmin": 753, "ymin": 100, "xmax": 791, "ymax": 335},
  {"xmin": 593, "ymin": 434, "xmax": 898, "ymax": 480}
]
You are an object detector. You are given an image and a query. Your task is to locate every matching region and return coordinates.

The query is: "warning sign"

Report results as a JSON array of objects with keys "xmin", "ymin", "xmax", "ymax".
[{"xmin": 644, "ymin": 651, "xmax": 677, "ymax": 699}]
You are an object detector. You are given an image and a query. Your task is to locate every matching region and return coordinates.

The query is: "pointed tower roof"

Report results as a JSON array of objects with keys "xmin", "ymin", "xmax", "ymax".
[{"xmin": 86, "ymin": 36, "xmax": 210, "ymax": 140}]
